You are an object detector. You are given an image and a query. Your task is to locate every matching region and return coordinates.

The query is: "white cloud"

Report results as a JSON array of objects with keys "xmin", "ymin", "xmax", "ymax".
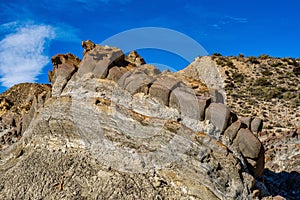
[{"xmin": 0, "ymin": 23, "xmax": 55, "ymax": 87}]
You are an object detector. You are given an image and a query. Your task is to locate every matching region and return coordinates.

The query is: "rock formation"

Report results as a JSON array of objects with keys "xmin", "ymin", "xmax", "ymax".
[{"xmin": 0, "ymin": 41, "xmax": 297, "ymax": 199}]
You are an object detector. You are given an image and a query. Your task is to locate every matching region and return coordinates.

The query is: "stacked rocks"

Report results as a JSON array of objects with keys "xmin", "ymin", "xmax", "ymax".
[{"xmin": 49, "ymin": 41, "xmax": 265, "ymax": 179}]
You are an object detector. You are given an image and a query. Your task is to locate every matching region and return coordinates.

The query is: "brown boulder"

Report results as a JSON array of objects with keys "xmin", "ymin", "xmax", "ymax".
[
  {"xmin": 235, "ymin": 128, "xmax": 262, "ymax": 159},
  {"xmin": 169, "ymin": 86, "xmax": 200, "ymax": 120},
  {"xmin": 107, "ymin": 66, "xmax": 128, "ymax": 82},
  {"xmin": 234, "ymin": 128, "xmax": 264, "ymax": 178},
  {"xmin": 250, "ymin": 117, "xmax": 263, "ymax": 133},
  {"xmin": 149, "ymin": 76, "xmax": 181, "ymax": 106},
  {"xmin": 240, "ymin": 116, "xmax": 252, "ymax": 128},
  {"xmin": 205, "ymin": 103, "xmax": 232, "ymax": 133},
  {"xmin": 223, "ymin": 120, "xmax": 246, "ymax": 145},
  {"xmin": 197, "ymin": 96, "xmax": 211, "ymax": 121},
  {"xmin": 77, "ymin": 45, "xmax": 125, "ymax": 79}
]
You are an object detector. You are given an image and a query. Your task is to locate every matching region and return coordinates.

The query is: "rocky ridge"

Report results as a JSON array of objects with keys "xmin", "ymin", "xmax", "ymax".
[{"xmin": 0, "ymin": 40, "xmax": 296, "ymax": 199}]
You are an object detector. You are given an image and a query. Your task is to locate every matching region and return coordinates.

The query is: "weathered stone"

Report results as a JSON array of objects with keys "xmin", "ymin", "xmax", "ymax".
[
  {"xmin": 250, "ymin": 117, "xmax": 263, "ymax": 133},
  {"xmin": 234, "ymin": 128, "xmax": 264, "ymax": 179},
  {"xmin": 82, "ymin": 40, "xmax": 96, "ymax": 55},
  {"xmin": 197, "ymin": 96, "xmax": 211, "ymax": 121},
  {"xmin": 118, "ymin": 71, "xmax": 153, "ymax": 94},
  {"xmin": 138, "ymin": 64, "xmax": 161, "ymax": 76},
  {"xmin": 240, "ymin": 116, "xmax": 252, "ymax": 128},
  {"xmin": 125, "ymin": 51, "xmax": 146, "ymax": 66},
  {"xmin": 125, "ymin": 72, "xmax": 153, "ymax": 94},
  {"xmin": 223, "ymin": 120, "xmax": 246, "ymax": 145},
  {"xmin": 107, "ymin": 66, "xmax": 128, "ymax": 82},
  {"xmin": 149, "ymin": 76, "xmax": 181, "ymax": 106},
  {"xmin": 169, "ymin": 86, "xmax": 200, "ymax": 119},
  {"xmin": 77, "ymin": 45, "xmax": 125, "ymax": 79},
  {"xmin": 205, "ymin": 103, "xmax": 232, "ymax": 132},
  {"xmin": 49, "ymin": 53, "xmax": 80, "ymax": 96},
  {"xmin": 235, "ymin": 128, "xmax": 262, "ymax": 159}
]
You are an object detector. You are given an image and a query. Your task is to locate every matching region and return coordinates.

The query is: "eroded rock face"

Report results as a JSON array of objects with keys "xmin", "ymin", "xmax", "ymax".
[
  {"xmin": 49, "ymin": 53, "xmax": 81, "ymax": 97},
  {"xmin": 0, "ymin": 42, "xmax": 268, "ymax": 199},
  {"xmin": 0, "ymin": 83, "xmax": 50, "ymax": 151}
]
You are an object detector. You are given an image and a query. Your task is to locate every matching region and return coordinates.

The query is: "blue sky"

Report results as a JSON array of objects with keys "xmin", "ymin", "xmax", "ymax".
[{"xmin": 0, "ymin": 0, "xmax": 299, "ymax": 92}]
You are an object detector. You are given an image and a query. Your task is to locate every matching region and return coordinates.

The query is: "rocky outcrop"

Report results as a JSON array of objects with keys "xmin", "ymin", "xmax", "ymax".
[
  {"xmin": 0, "ymin": 83, "xmax": 50, "ymax": 151},
  {"xmin": 0, "ymin": 41, "xmax": 269, "ymax": 199},
  {"xmin": 49, "ymin": 53, "xmax": 80, "ymax": 97}
]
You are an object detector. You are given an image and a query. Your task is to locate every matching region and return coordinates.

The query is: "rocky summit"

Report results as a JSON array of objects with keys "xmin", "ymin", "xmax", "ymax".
[{"xmin": 0, "ymin": 41, "xmax": 298, "ymax": 199}]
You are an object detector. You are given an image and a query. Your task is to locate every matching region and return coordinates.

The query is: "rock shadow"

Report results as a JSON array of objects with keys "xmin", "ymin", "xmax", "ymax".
[{"xmin": 263, "ymin": 168, "xmax": 300, "ymax": 199}]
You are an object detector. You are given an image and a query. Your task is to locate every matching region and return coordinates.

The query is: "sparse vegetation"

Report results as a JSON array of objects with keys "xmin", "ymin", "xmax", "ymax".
[
  {"xmin": 258, "ymin": 54, "xmax": 270, "ymax": 59},
  {"xmin": 261, "ymin": 70, "xmax": 273, "ymax": 76},
  {"xmin": 255, "ymin": 77, "xmax": 272, "ymax": 86},
  {"xmin": 247, "ymin": 56, "xmax": 260, "ymax": 64},
  {"xmin": 270, "ymin": 61, "xmax": 283, "ymax": 67}
]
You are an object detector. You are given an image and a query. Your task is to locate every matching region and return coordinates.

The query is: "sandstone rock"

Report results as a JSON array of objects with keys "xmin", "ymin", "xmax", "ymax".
[
  {"xmin": 197, "ymin": 96, "xmax": 211, "ymax": 121},
  {"xmin": 117, "ymin": 71, "xmax": 154, "ymax": 95},
  {"xmin": 125, "ymin": 51, "xmax": 146, "ymax": 66},
  {"xmin": 205, "ymin": 103, "xmax": 232, "ymax": 133},
  {"xmin": 49, "ymin": 53, "xmax": 80, "ymax": 96},
  {"xmin": 169, "ymin": 86, "xmax": 200, "ymax": 120},
  {"xmin": 149, "ymin": 76, "xmax": 181, "ymax": 106},
  {"xmin": 235, "ymin": 128, "xmax": 262, "ymax": 159},
  {"xmin": 240, "ymin": 116, "xmax": 252, "ymax": 128},
  {"xmin": 107, "ymin": 66, "xmax": 128, "ymax": 82},
  {"xmin": 137, "ymin": 64, "xmax": 161, "ymax": 76},
  {"xmin": 223, "ymin": 120, "xmax": 246, "ymax": 145},
  {"xmin": 82, "ymin": 40, "xmax": 96, "ymax": 55},
  {"xmin": 77, "ymin": 45, "xmax": 125, "ymax": 79},
  {"xmin": 234, "ymin": 128, "xmax": 264, "ymax": 178},
  {"xmin": 251, "ymin": 117, "xmax": 263, "ymax": 133}
]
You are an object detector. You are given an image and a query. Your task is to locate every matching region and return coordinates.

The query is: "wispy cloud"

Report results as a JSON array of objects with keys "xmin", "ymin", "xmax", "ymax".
[
  {"xmin": 211, "ymin": 16, "xmax": 248, "ymax": 30},
  {"xmin": 0, "ymin": 23, "xmax": 55, "ymax": 87},
  {"xmin": 223, "ymin": 16, "xmax": 248, "ymax": 24}
]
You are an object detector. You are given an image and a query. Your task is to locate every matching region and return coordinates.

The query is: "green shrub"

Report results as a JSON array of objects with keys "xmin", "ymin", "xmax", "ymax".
[
  {"xmin": 270, "ymin": 61, "xmax": 283, "ymax": 67},
  {"xmin": 226, "ymin": 59, "xmax": 234, "ymax": 67},
  {"xmin": 212, "ymin": 53, "xmax": 222, "ymax": 56},
  {"xmin": 232, "ymin": 73, "xmax": 244, "ymax": 82},
  {"xmin": 261, "ymin": 70, "xmax": 273, "ymax": 76},
  {"xmin": 248, "ymin": 56, "xmax": 260, "ymax": 64},
  {"xmin": 258, "ymin": 54, "xmax": 270, "ymax": 59},
  {"xmin": 293, "ymin": 66, "xmax": 300, "ymax": 76},
  {"xmin": 255, "ymin": 78, "xmax": 272, "ymax": 86}
]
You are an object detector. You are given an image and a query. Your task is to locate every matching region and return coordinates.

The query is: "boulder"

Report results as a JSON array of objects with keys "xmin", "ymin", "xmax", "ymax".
[
  {"xmin": 250, "ymin": 117, "xmax": 263, "ymax": 133},
  {"xmin": 107, "ymin": 66, "xmax": 128, "ymax": 82},
  {"xmin": 197, "ymin": 96, "xmax": 211, "ymax": 121},
  {"xmin": 77, "ymin": 45, "xmax": 125, "ymax": 79},
  {"xmin": 234, "ymin": 128, "xmax": 264, "ymax": 178},
  {"xmin": 120, "ymin": 72, "xmax": 154, "ymax": 95},
  {"xmin": 205, "ymin": 103, "xmax": 232, "ymax": 133},
  {"xmin": 149, "ymin": 76, "xmax": 181, "ymax": 106},
  {"xmin": 137, "ymin": 64, "xmax": 161, "ymax": 76},
  {"xmin": 169, "ymin": 86, "xmax": 200, "ymax": 120},
  {"xmin": 240, "ymin": 116, "xmax": 252, "ymax": 128},
  {"xmin": 223, "ymin": 120, "xmax": 246, "ymax": 145},
  {"xmin": 235, "ymin": 128, "xmax": 262, "ymax": 159}
]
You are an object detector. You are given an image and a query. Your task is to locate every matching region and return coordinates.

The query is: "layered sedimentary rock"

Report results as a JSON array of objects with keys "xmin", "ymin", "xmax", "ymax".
[{"xmin": 0, "ymin": 41, "xmax": 269, "ymax": 199}]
